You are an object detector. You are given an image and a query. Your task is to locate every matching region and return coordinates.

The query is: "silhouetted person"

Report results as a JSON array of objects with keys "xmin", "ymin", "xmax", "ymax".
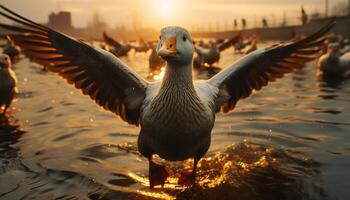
[
  {"xmin": 301, "ymin": 6, "xmax": 308, "ymax": 25},
  {"xmin": 234, "ymin": 19, "xmax": 238, "ymax": 30},
  {"xmin": 262, "ymin": 18, "xmax": 268, "ymax": 28},
  {"xmin": 241, "ymin": 18, "xmax": 246, "ymax": 29}
]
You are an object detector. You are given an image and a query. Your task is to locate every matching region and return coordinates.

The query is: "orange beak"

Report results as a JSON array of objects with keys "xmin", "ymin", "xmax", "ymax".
[{"xmin": 157, "ymin": 36, "xmax": 177, "ymax": 57}]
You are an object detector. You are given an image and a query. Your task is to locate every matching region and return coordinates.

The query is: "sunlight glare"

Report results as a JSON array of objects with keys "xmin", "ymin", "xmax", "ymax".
[
  {"xmin": 159, "ymin": 1, "xmax": 172, "ymax": 17},
  {"xmin": 148, "ymin": 0, "xmax": 186, "ymax": 28},
  {"xmin": 154, "ymin": 0, "xmax": 175, "ymax": 19}
]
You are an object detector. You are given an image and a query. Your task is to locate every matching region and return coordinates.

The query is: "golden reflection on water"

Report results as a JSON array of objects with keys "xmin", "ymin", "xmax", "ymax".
[
  {"xmin": 190, "ymin": 143, "xmax": 284, "ymax": 189},
  {"xmin": 121, "ymin": 142, "xmax": 317, "ymax": 200}
]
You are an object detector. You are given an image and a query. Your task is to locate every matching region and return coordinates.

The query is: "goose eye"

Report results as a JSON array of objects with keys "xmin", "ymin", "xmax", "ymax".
[{"xmin": 183, "ymin": 36, "xmax": 187, "ymax": 42}]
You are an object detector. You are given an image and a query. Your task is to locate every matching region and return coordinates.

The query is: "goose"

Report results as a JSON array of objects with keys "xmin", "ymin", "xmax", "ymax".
[
  {"xmin": 234, "ymin": 37, "xmax": 252, "ymax": 53},
  {"xmin": 132, "ymin": 39, "xmax": 152, "ymax": 54},
  {"xmin": 0, "ymin": 5, "xmax": 334, "ymax": 187},
  {"xmin": 194, "ymin": 39, "xmax": 207, "ymax": 48},
  {"xmin": 132, "ymin": 44, "xmax": 151, "ymax": 54},
  {"xmin": 0, "ymin": 54, "xmax": 17, "ymax": 115},
  {"xmin": 318, "ymin": 42, "xmax": 350, "ymax": 79},
  {"xmin": 195, "ymin": 33, "xmax": 241, "ymax": 67},
  {"xmin": 148, "ymin": 44, "xmax": 165, "ymax": 72},
  {"xmin": 193, "ymin": 55, "xmax": 221, "ymax": 78},
  {"xmin": 102, "ymin": 32, "xmax": 132, "ymax": 57},
  {"xmin": 243, "ymin": 39, "xmax": 258, "ymax": 55},
  {"xmin": 340, "ymin": 38, "xmax": 350, "ymax": 54},
  {"xmin": 2, "ymin": 36, "xmax": 20, "ymax": 62},
  {"xmin": 341, "ymin": 45, "xmax": 350, "ymax": 54}
]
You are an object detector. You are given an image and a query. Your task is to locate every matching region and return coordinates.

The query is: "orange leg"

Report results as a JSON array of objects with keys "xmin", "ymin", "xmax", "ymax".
[
  {"xmin": 178, "ymin": 157, "xmax": 199, "ymax": 187},
  {"xmin": 148, "ymin": 156, "xmax": 169, "ymax": 188}
]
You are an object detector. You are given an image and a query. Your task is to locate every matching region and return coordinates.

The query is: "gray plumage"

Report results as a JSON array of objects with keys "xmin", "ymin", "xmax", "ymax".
[
  {"xmin": 140, "ymin": 65, "xmax": 214, "ymax": 161},
  {"xmin": 0, "ymin": 54, "xmax": 17, "ymax": 115}
]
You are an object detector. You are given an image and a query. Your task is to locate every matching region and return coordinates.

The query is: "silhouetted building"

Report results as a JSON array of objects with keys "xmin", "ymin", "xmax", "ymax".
[{"xmin": 48, "ymin": 11, "xmax": 73, "ymax": 31}]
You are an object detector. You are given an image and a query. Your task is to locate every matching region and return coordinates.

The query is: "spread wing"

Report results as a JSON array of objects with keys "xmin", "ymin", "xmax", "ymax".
[
  {"xmin": 217, "ymin": 32, "xmax": 242, "ymax": 52},
  {"xmin": 208, "ymin": 21, "xmax": 335, "ymax": 113},
  {"xmin": 194, "ymin": 45, "xmax": 210, "ymax": 57},
  {"xmin": 103, "ymin": 32, "xmax": 123, "ymax": 50},
  {"xmin": 0, "ymin": 5, "xmax": 149, "ymax": 125}
]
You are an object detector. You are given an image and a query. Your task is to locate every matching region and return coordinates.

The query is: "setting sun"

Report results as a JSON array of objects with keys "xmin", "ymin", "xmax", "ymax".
[
  {"xmin": 148, "ymin": 0, "xmax": 186, "ymax": 28},
  {"xmin": 158, "ymin": 1, "xmax": 172, "ymax": 17}
]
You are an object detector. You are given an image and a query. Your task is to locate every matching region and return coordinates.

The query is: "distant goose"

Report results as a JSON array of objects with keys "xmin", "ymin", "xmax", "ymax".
[
  {"xmin": 0, "ymin": 5, "xmax": 334, "ymax": 187},
  {"xmin": 194, "ymin": 44, "xmax": 220, "ymax": 66},
  {"xmin": 234, "ymin": 38, "xmax": 252, "ymax": 53},
  {"xmin": 194, "ymin": 39, "xmax": 207, "ymax": 48},
  {"xmin": 214, "ymin": 38, "xmax": 225, "ymax": 45},
  {"xmin": 340, "ymin": 39, "xmax": 350, "ymax": 54},
  {"xmin": 195, "ymin": 33, "xmax": 241, "ymax": 67},
  {"xmin": 342, "ymin": 45, "xmax": 350, "ymax": 54},
  {"xmin": 243, "ymin": 39, "xmax": 258, "ymax": 54},
  {"xmin": 103, "ymin": 32, "xmax": 132, "ymax": 57},
  {"xmin": 193, "ymin": 55, "xmax": 221, "ymax": 78},
  {"xmin": 132, "ymin": 44, "xmax": 151, "ymax": 54},
  {"xmin": 318, "ymin": 43, "xmax": 350, "ymax": 78},
  {"xmin": 0, "ymin": 54, "xmax": 17, "ymax": 115},
  {"xmin": 148, "ymin": 45, "xmax": 165, "ymax": 72},
  {"xmin": 2, "ymin": 36, "xmax": 20, "ymax": 62},
  {"xmin": 132, "ymin": 41, "xmax": 152, "ymax": 54}
]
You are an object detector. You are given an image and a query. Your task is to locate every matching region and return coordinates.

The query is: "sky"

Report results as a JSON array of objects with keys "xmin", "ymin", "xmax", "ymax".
[{"xmin": 1, "ymin": 0, "xmax": 349, "ymax": 29}]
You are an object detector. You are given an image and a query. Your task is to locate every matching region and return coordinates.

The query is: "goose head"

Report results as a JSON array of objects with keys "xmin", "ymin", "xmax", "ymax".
[
  {"xmin": 327, "ymin": 43, "xmax": 341, "ymax": 57},
  {"xmin": 157, "ymin": 26, "xmax": 194, "ymax": 65},
  {"xmin": 0, "ymin": 54, "xmax": 11, "ymax": 69}
]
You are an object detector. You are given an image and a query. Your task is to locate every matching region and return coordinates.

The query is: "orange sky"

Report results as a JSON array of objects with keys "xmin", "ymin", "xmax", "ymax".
[{"xmin": 1, "ymin": 0, "xmax": 348, "ymax": 29}]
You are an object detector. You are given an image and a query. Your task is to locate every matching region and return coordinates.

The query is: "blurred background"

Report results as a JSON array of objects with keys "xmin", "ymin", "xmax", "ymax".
[
  {"xmin": 0, "ymin": 1, "xmax": 350, "ymax": 200},
  {"xmin": 1, "ymin": 0, "xmax": 350, "ymax": 40}
]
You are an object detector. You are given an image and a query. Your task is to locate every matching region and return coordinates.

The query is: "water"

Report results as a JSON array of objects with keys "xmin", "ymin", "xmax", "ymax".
[{"xmin": 0, "ymin": 44, "xmax": 350, "ymax": 200}]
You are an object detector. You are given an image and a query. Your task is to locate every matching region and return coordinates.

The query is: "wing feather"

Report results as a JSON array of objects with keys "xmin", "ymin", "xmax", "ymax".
[
  {"xmin": 0, "ymin": 5, "xmax": 148, "ymax": 125},
  {"xmin": 217, "ymin": 32, "xmax": 242, "ymax": 52},
  {"xmin": 208, "ymin": 21, "xmax": 335, "ymax": 113}
]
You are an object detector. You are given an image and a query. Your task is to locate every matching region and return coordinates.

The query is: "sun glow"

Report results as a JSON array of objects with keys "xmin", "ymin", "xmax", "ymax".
[
  {"xmin": 147, "ymin": 0, "xmax": 186, "ymax": 28},
  {"xmin": 153, "ymin": 0, "xmax": 177, "ymax": 20},
  {"xmin": 159, "ymin": 1, "xmax": 172, "ymax": 17}
]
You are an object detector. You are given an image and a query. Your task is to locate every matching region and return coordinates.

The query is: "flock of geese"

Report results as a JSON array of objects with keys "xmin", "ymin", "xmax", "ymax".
[
  {"xmin": 0, "ymin": 4, "xmax": 349, "ymax": 188},
  {"xmin": 318, "ymin": 35, "xmax": 350, "ymax": 78}
]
